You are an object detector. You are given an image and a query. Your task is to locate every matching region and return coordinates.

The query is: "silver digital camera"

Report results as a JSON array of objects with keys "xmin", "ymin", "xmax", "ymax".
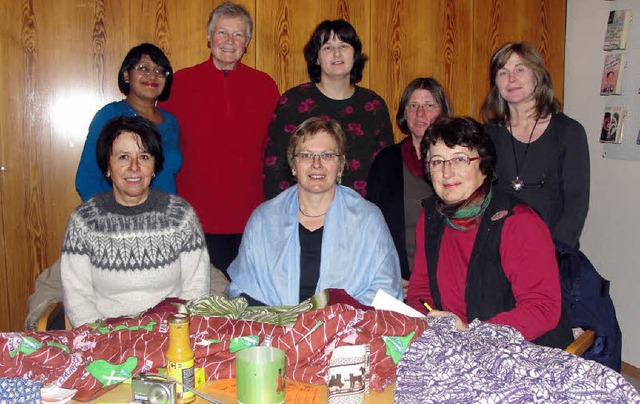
[{"xmin": 131, "ymin": 373, "xmax": 176, "ymax": 404}]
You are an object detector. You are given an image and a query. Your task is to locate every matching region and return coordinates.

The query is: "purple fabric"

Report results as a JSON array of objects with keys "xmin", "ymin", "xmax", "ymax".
[{"xmin": 395, "ymin": 317, "xmax": 640, "ymax": 403}]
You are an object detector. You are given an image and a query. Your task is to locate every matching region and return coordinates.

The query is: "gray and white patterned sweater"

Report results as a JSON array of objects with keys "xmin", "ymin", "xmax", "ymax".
[{"xmin": 61, "ymin": 189, "xmax": 210, "ymax": 326}]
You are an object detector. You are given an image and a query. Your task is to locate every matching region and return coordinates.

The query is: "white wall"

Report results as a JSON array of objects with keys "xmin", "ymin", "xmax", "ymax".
[{"xmin": 565, "ymin": 0, "xmax": 640, "ymax": 367}]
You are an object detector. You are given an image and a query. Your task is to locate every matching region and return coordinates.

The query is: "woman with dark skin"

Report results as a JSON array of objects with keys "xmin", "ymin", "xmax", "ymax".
[{"xmin": 76, "ymin": 43, "xmax": 181, "ymax": 201}]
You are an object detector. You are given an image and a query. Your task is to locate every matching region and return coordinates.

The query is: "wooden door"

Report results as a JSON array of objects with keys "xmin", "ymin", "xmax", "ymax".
[
  {"xmin": 472, "ymin": 0, "xmax": 567, "ymax": 116},
  {"xmin": 257, "ymin": 0, "xmax": 371, "ymax": 92},
  {"xmin": 370, "ymin": 0, "xmax": 475, "ymax": 141}
]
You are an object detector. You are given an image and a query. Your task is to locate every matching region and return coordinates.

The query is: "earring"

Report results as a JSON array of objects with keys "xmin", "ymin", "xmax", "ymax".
[
  {"xmin": 337, "ymin": 173, "xmax": 342, "ymax": 184},
  {"xmin": 125, "ymin": 79, "xmax": 129, "ymax": 83},
  {"xmin": 152, "ymin": 173, "xmax": 156, "ymax": 178}
]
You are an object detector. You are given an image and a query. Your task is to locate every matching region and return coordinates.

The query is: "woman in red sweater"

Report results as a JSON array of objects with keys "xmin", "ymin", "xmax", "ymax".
[{"xmin": 406, "ymin": 116, "xmax": 572, "ymax": 348}]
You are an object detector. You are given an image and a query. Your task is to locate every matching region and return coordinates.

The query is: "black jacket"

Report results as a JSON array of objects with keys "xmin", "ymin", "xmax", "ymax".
[{"xmin": 423, "ymin": 190, "xmax": 574, "ymax": 349}]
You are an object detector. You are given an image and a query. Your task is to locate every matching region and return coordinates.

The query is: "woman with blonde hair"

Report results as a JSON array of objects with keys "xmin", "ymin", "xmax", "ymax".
[{"xmin": 229, "ymin": 117, "xmax": 402, "ymax": 306}]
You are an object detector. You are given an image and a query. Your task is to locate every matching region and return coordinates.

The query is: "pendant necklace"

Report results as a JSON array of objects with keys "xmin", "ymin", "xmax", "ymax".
[
  {"xmin": 299, "ymin": 206, "xmax": 327, "ymax": 218},
  {"xmin": 508, "ymin": 118, "xmax": 539, "ymax": 192}
]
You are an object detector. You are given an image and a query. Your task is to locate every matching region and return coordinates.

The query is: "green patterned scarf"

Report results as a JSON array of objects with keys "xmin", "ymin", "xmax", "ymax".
[{"xmin": 437, "ymin": 180, "xmax": 492, "ymax": 231}]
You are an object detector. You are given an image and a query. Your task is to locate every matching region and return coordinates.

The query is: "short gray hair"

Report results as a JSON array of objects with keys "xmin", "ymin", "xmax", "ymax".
[{"xmin": 206, "ymin": 2, "xmax": 253, "ymax": 39}]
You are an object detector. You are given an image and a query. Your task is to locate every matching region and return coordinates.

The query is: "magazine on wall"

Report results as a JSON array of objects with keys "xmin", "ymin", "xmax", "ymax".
[
  {"xmin": 600, "ymin": 106, "xmax": 627, "ymax": 144},
  {"xmin": 600, "ymin": 54, "xmax": 625, "ymax": 95},
  {"xmin": 603, "ymin": 9, "xmax": 633, "ymax": 50}
]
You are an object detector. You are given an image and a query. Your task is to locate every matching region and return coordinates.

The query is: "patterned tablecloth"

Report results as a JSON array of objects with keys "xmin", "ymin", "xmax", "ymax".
[{"xmin": 0, "ymin": 303, "xmax": 427, "ymax": 398}]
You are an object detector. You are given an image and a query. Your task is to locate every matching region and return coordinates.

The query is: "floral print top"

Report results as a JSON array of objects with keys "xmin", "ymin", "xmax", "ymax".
[{"xmin": 264, "ymin": 82, "xmax": 394, "ymax": 199}]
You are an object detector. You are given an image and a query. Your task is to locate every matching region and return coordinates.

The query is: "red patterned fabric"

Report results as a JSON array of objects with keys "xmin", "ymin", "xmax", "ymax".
[{"xmin": 0, "ymin": 305, "xmax": 426, "ymax": 397}]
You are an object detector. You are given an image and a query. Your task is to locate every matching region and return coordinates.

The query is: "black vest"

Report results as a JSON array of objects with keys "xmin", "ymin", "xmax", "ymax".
[{"xmin": 423, "ymin": 191, "xmax": 573, "ymax": 349}]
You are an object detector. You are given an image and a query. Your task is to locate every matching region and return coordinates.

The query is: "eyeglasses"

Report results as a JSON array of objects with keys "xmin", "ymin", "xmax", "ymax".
[
  {"xmin": 294, "ymin": 152, "xmax": 341, "ymax": 163},
  {"xmin": 212, "ymin": 29, "xmax": 247, "ymax": 42},
  {"xmin": 132, "ymin": 64, "xmax": 170, "ymax": 78},
  {"xmin": 406, "ymin": 102, "xmax": 440, "ymax": 112},
  {"xmin": 428, "ymin": 156, "xmax": 481, "ymax": 171}
]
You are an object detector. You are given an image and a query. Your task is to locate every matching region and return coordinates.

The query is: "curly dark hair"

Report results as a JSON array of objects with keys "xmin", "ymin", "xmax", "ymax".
[
  {"xmin": 303, "ymin": 20, "xmax": 368, "ymax": 84},
  {"xmin": 117, "ymin": 43, "xmax": 174, "ymax": 102},
  {"xmin": 420, "ymin": 116, "xmax": 496, "ymax": 180}
]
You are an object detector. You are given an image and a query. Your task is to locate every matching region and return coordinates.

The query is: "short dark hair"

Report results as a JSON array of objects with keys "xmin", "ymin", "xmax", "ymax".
[
  {"xmin": 287, "ymin": 117, "xmax": 348, "ymax": 174},
  {"xmin": 96, "ymin": 116, "xmax": 164, "ymax": 184},
  {"xmin": 303, "ymin": 20, "xmax": 368, "ymax": 84},
  {"xmin": 420, "ymin": 116, "xmax": 496, "ymax": 180},
  {"xmin": 396, "ymin": 77, "xmax": 451, "ymax": 135},
  {"xmin": 117, "ymin": 43, "xmax": 174, "ymax": 101}
]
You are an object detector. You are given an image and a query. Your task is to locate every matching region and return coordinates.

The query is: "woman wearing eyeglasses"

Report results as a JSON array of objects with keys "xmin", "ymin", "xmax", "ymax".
[
  {"xmin": 367, "ymin": 78, "xmax": 450, "ymax": 298},
  {"xmin": 264, "ymin": 19, "xmax": 394, "ymax": 200},
  {"xmin": 75, "ymin": 43, "xmax": 181, "ymax": 201},
  {"xmin": 407, "ymin": 116, "xmax": 572, "ymax": 348},
  {"xmin": 228, "ymin": 117, "xmax": 402, "ymax": 306}
]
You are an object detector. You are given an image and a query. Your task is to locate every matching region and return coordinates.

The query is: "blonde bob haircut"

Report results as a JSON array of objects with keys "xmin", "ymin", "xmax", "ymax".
[{"xmin": 287, "ymin": 117, "xmax": 348, "ymax": 174}]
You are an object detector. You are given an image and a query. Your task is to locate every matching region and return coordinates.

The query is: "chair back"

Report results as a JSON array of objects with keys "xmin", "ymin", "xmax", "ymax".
[{"xmin": 555, "ymin": 240, "xmax": 622, "ymax": 371}]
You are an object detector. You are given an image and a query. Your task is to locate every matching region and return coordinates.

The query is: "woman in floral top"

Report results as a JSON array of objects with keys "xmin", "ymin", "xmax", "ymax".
[{"xmin": 264, "ymin": 19, "xmax": 394, "ymax": 199}]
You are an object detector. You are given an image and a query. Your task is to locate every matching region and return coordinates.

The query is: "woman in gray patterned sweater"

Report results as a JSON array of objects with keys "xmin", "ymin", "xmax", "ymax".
[{"xmin": 61, "ymin": 116, "xmax": 210, "ymax": 327}]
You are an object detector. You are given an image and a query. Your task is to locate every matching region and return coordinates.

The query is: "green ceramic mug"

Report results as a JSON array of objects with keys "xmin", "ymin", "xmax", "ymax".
[{"xmin": 235, "ymin": 346, "xmax": 286, "ymax": 404}]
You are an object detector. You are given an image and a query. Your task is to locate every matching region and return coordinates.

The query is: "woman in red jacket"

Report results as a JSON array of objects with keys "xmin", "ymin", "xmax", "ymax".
[{"xmin": 407, "ymin": 116, "xmax": 572, "ymax": 348}]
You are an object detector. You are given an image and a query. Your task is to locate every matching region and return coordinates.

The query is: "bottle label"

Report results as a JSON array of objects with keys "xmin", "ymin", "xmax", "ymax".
[{"xmin": 167, "ymin": 359, "xmax": 195, "ymax": 401}]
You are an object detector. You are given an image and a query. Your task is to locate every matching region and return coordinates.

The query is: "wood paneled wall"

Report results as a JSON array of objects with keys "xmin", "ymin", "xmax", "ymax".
[{"xmin": 0, "ymin": 0, "xmax": 565, "ymax": 331}]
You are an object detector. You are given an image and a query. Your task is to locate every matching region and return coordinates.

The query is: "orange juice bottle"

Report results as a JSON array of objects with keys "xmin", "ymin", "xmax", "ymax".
[{"xmin": 166, "ymin": 313, "xmax": 195, "ymax": 403}]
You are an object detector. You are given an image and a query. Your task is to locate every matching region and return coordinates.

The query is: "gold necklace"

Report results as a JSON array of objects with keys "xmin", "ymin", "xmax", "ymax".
[{"xmin": 298, "ymin": 207, "xmax": 326, "ymax": 218}]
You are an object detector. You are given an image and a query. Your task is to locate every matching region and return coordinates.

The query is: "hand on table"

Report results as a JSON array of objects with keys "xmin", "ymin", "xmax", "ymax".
[{"xmin": 401, "ymin": 279, "xmax": 409, "ymax": 300}]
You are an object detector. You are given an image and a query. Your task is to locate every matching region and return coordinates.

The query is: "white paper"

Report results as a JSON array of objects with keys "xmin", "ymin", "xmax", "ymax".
[
  {"xmin": 40, "ymin": 384, "xmax": 77, "ymax": 403},
  {"xmin": 371, "ymin": 289, "xmax": 425, "ymax": 318}
]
